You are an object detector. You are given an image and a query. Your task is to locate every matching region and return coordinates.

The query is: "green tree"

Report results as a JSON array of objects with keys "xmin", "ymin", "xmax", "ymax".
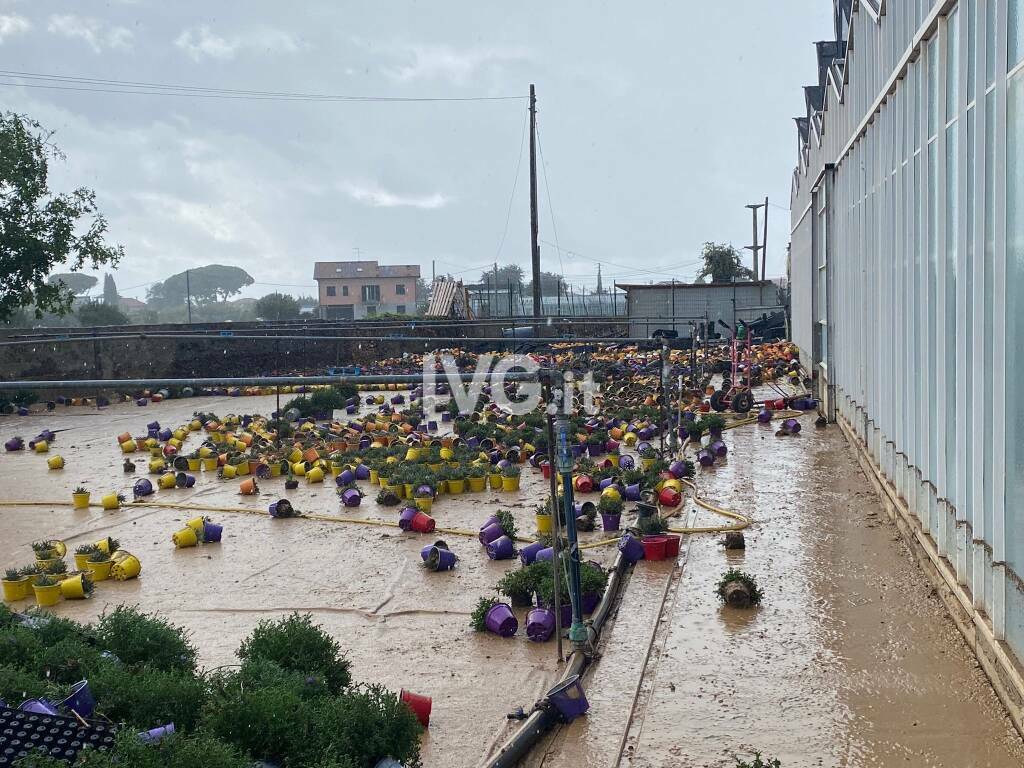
[
  {"xmin": 46, "ymin": 272, "xmax": 98, "ymax": 296},
  {"xmin": 0, "ymin": 113, "xmax": 123, "ymax": 320},
  {"xmin": 254, "ymin": 292, "xmax": 301, "ymax": 321},
  {"xmin": 102, "ymin": 272, "xmax": 119, "ymax": 305},
  {"xmin": 147, "ymin": 265, "xmax": 254, "ymax": 308},
  {"xmin": 695, "ymin": 242, "xmax": 756, "ymax": 283},
  {"xmin": 76, "ymin": 300, "xmax": 129, "ymax": 326},
  {"xmin": 525, "ymin": 271, "xmax": 565, "ymax": 297},
  {"xmin": 479, "ymin": 264, "xmax": 524, "ymax": 289}
]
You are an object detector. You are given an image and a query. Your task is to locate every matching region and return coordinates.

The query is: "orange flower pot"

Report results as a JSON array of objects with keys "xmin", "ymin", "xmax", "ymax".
[{"xmin": 239, "ymin": 478, "xmax": 259, "ymax": 495}]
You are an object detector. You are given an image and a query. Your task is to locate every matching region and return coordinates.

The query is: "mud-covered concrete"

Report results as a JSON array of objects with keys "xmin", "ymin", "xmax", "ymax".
[
  {"xmin": 531, "ymin": 418, "xmax": 1024, "ymax": 767},
  {"xmin": 0, "ymin": 394, "xmax": 613, "ymax": 768}
]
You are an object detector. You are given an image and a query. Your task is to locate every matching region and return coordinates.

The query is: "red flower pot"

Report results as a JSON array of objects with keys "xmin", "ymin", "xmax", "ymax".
[
  {"xmin": 411, "ymin": 512, "xmax": 436, "ymax": 533},
  {"xmin": 400, "ymin": 689, "xmax": 432, "ymax": 728},
  {"xmin": 641, "ymin": 535, "xmax": 668, "ymax": 561},
  {"xmin": 658, "ymin": 487, "xmax": 682, "ymax": 507}
]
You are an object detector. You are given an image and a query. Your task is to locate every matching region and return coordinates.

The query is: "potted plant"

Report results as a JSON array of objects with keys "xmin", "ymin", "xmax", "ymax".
[
  {"xmin": 86, "ymin": 550, "xmax": 113, "ymax": 581},
  {"xmin": 639, "ymin": 446, "xmax": 658, "ymax": 471},
  {"xmin": 598, "ymin": 495, "xmax": 623, "ymax": 531},
  {"xmin": 376, "ymin": 488, "xmax": 401, "ymax": 507},
  {"xmin": 496, "ymin": 567, "xmax": 539, "ymax": 607},
  {"xmin": 501, "ymin": 464, "xmax": 521, "ymax": 492},
  {"xmin": 716, "ymin": 569, "xmax": 763, "ymax": 608},
  {"xmin": 466, "ymin": 464, "xmax": 488, "ymax": 492},
  {"xmin": 488, "ymin": 464, "xmax": 503, "ymax": 490},
  {"xmin": 43, "ymin": 559, "xmax": 68, "ymax": 580},
  {"xmin": 2, "ymin": 567, "xmax": 30, "ymax": 601},
  {"xmin": 60, "ymin": 572, "xmax": 94, "ymax": 600},
  {"xmin": 32, "ymin": 539, "xmax": 64, "ymax": 566},
  {"xmin": 101, "ymin": 492, "xmax": 125, "ymax": 510},
  {"xmin": 446, "ymin": 465, "xmax": 466, "ymax": 495},
  {"xmin": 413, "ymin": 486, "xmax": 434, "ymax": 513},
  {"xmin": 470, "ymin": 595, "xmax": 518, "ymax": 637},
  {"xmin": 74, "ymin": 544, "xmax": 98, "ymax": 571},
  {"xmin": 32, "ymin": 574, "xmax": 62, "ymax": 606},
  {"xmin": 71, "ymin": 486, "xmax": 91, "ymax": 510},
  {"xmin": 496, "ymin": 509, "xmax": 518, "ymax": 540}
]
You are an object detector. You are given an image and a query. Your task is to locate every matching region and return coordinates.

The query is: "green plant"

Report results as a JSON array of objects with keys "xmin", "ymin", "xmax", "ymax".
[
  {"xmin": 237, "ymin": 612, "xmax": 351, "ymax": 693},
  {"xmin": 598, "ymin": 496, "xmax": 623, "ymax": 515},
  {"xmin": 73, "ymin": 486, "xmax": 88, "ymax": 494},
  {"xmin": 96, "ymin": 605, "xmax": 198, "ymax": 673},
  {"xmin": 716, "ymin": 569, "xmax": 764, "ymax": 606},
  {"xmin": 0, "ymin": 663, "xmax": 53, "ymax": 704},
  {"xmin": 501, "ymin": 464, "xmax": 521, "ymax": 478},
  {"xmin": 43, "ymin": 560, "xmax": 67, "ymax": 576},
  {"xmin": 90, "ymin": 662, "xmax": 212, "ymax": 732},
  {"xmin": 31, "ymin": 540, "xmax": 59, "ymax": 558},
  {"xmin": 204, "ymin": 681, "xmax": 312, "ymax": 763},
  {"xmin": 639, "ymin": 446, "xmax": 658, "ymax": 459},
  {"xmin": 75, "ymin": 544, "xmax": 98, "ymax": 556},
  {"xmin": 703, "ymin": 413, "xmax": 727, "ymax": 432},
  {"xmin": 88, "ymin": 551, "xmax": 111, "ymax": 563},
  {"xmin": 71, "ymin": 730, "xmax": 254, "ymax": 768},
  {"xmin": 636, "ymin": 514, "xmax": 667, "ymax": 536},
  {"xmin": 34, "ymin": 636, "xmax": 104, "ymax": 685},
  {"xmin": 4, "ymin": 568, "xmax": 22, "ymax": 581},
  {"xmin": 376, "ymin": 488, "xmax": 401, "ymax": 506},
  {"xmin": 495, "ymin": 567, "xmax": 539, "ymax": 605},
  {"xmin": 495, "ymin": 509, "xmax": 518, "ymax": 540},
  {"xmin": 33, "ymin": 575, "xmax": 57, "ymax": 587},
  {"xmin": 470, "ymin": 596, "xmax": 500, "ymax": 632},
  {"xmin": 734, "ymin": 754, "xmax": 781, "ymax": 768}
]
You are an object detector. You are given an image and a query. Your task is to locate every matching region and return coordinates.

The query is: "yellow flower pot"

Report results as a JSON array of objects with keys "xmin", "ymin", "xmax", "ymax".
[
  {"xmin": 111, "ymin": 553, "xmax": 141, "ymax": 581},
  {"xmin": 623, "ymin": 432, "xmax": 638, "ymax": 446},
  {"xmin": 187, "ymin": 458, "xmax": 201, "ymax": 471},
  {"xmin": 235, "ymin": 462, "xmax": 250, "ymax": 476},
  {"xmin": 447, "ymin": 479, "xmax": 465, "ymax": 495},
  {"xmin": 47, "ymin": 455, "xmax": 65, "ymax": 470},
  {"xmin": 73, "ymin": 552, "xmax": 92, "ymax": 570},
  {"xmin": 158, "ymin": 473, "xmax": 176, "ymax": 489},
  {"xmin": 87, "ymin": 559, "xmax": 113, "ymax": 580},
  {"xmin": 173, "ymin": 429, "xmax": 187, "ymax": 442},
  {"xmin": 149, "ymin": 458, "xmax": 166, "ymax": 474},
  {"xmin": 607, "ymin": 454, "xmax": 620, "ymax": 468},
  {"xmin": 270, "ymin": 462, "xmax": 283, "ymax": 477},
  {"xmin": 467, "ymin": 476, "xmax": 487, "ymax": 492},
  {"xmin": 202, "ymin": 457, "xmax": 219, "ymax": 471},
  {"xmin": 415, "ymin": 497, "xmax": 433, "ymax": 512},
  {"xmin": 641, "ymin": 458, "xmax": 655, "ymax": 471},
  {"xmin": 403, "ymin": 483, "xmax": 415, "ymax": 498},
  {"xmin": 405, "ymin": 448, "xmax": 421, "ymax": 462},
  {"xmin": 535, "ymin": 513, "xmax": 553, "ymax": 535},
  {"xmin": 120, "ymin": 439, "xmax": 137, "ymax": 453},
  {"xmin": 72, "ymin": 492, "xmax": 91, "ymax": 510},
  {"xmin": 2, "ymin": 577, "xmax": 30, "ymax": 601},
  {"xmin": 489, "ymin": 474, "xmax": 503, "ymax": 490},
  {"xmin": 199, "ymin": 446, "xmax": 214, "ymax": 458},
  {"xmin": 172, "ymin": 527, "xmax": 198, "ymax": 548},
  {"xmin": 101, "ymin": 493, "xmax": 121, "ymax": 510},
  {"xmin": 60, "ymin": 574, "xmax": 90, "ymax": 600},
  {"xmin": 600, "ymin": 486, "xmax": 622, "ymax": 503},
  {"xmin": 33, "ymin": 440, "xmax": 49, "ymax": 453},
  {"xmin": 291, "ymin": 461, "xmax": 306, "ymax": 477},
  {"xmin": 95, "ymin": 537, "xmax": 115, "ymax": 554},
  {"xmin": 501, "ymin": 476, "xmax": 521, "ymax": 492},
  {"xmin": 32, "ymin": 583, "xmax": 61, "ymax": 607},
  {"xmin": 369, "ymin": 469, "xmax": 380, "ymax": 485},
  {"xmin": 440, "ymin": 447, "xmax": 454, "ymax": 461},
  {"xmin": 306, "ymin": 466, "xmax": 325, "ymax": 484},
  {"xmin": 221, "ymin": 464, "xmax": 238, "ymax": 479},
  {"xmin": 186, "ymin": 516, "xmax": 206, "ymax": 533}
]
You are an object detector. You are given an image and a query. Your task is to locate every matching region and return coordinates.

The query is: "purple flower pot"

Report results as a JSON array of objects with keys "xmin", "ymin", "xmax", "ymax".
[
  {"xmin": 269, "ymin": 499, "xmax": 294, "ymax": 518},
  {"xmin": 683, "ymin": 411, "xmax": 697, "ymax": 422},
  {"xmin": 398, "ymin": 506, "xmax": 418, "ymax": 531},
  {"xmin": 479, "ymin": 522, "xmax": 505, "ymax": 545},
  {"xmin": 60, "ymin": 680, "xmax": 95, "ymax": 717},
  {"xmin": 337, "ymin": 469, "xmax": 355, "ymax": 486},
  {"xmin": 617, "ymin": 533, "xmax": 645, "ymax": 564},
  {"xmin": 784, "ymin": 418, "xmax": 802, "ymax": 433},
  {"xmin": 426, "ymin": 421, "xmax": 438, "ymax": 432},
  {"xmin": 441, "ymin": 412, "xmax": 452, "ymax": 422},
  {"xmin": 520, "ymin": 541, "xmax": 545, "ymax": 565},
  {"xmin": 535, "ymin": 546, "xmax": 555, "ymax": 562},
  {"xmin": 697, "ymin": 449, "xmax": 715, "ymax": 467},
  {"xmin": 4, "ymin": 437, "xmax": 24, "ymax": 451},
  {"xmin": 485, "ymin": 603, "xmax": 518, "ymax": 637},
  {"xmin": 354, "ymin": 464, "xmax": 371, "ymax": 480},
  {"xmin": 203, "ymin": 521, "xmax": 223, "ymax": 542},
  {"xmin": 623, "ymin": 483, "xmax": 642, "ymax": 501},
  {"xmin": 139, "ymin": 723, "xmax": 176, "ymax": 744},
  {"xmin": 175, "ymin": 472, "xmax": 196, "ymax": 488},
  {"xmin": 146, "ymin": 420, "xmax": 160, "ymax": 431},
  {"xmin": 136, "ymin": 398, "xmax": 148, "ymax": 406},
  {"xmin": 467, "ymin": 437, "xmax": 480, "ymax": 449},
  {"xmin": 601, "ymin": 512, "xmax": 621, "ymax": 532},
  {"xmin": 709, "ymin": 427, "xmax": 723, "ymax": 439},
  {"xmin": 636, "ymin": 441, "xmax": 652, "ymax": 454},
  {"xmin": 526, "ymin": 607, "xmax": 556, "ymax": 642},
  {"xmin": 598, "ymin": 477, "xmax": 616, "ymax": 491},
  {"xmin": 486, "ymin": 535, "xmax": 516, "ymax": 560},
  {"xmin": 20, "ymin": 699, "xmax": 59, "ymax": 715},
  {"xmin": 711, "ymin": 440, "xmax": 727, "ymax": 457},
  {"xmin": 133, "ymin": 478, "xmax": 154, "ymax": 497},
  {"xmin": 574, "ymin": 501, "xmax": 596, "ymax": 517},
  {"xmin": 346, "ymin": 404, "xmax": 358, "ymax": 414},
  {"xmin": 582, "ymin": 591, "xmax": 601, "ymax": 614},
  {"xmin": 341, "ymin": 488, "xmax": 362, "ymax": 507},
  {"xmin": 480, "ymin": 514, "xmax": 500, "ymax": 530},
  {"xmin": 618, "ymin": 454, "xmax": 635, "ymax": 470},
  {"xmin": 547, "ymin": 674, "xmax": 590, "ymax": 722},
  {"xmin": 158, "ymin": 428, "xmax": 173, "ymax": 441},
  {"xmin": 668, "ymin": 460, "xmax": 687, "ymax": 479},
  {"xmin": 757, "ymin": 409, "xmax": 773, "ymax": 423},
  {"xmin": 571, "ymin": 444, "xmax": 585, "ymax": 459},
  {"xmin": 588, "ymin": 444, "xmax": 605, "ymax": 458},
  {"xmin": 426, "ymin": 546, "xmax": 457, "ymax": 571}
]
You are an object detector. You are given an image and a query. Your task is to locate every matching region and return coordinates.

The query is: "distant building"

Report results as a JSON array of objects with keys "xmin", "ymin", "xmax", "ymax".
[
  {"xmin": 616, "ymin": 280, "xmax": 782, "ymax": 339},
  {"xmin": 313, "ymin": 261, "xmax": 420, "ymax": 320}
]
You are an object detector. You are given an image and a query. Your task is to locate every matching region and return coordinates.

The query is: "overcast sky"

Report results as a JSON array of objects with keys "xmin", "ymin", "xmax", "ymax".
[{"xmin": 0, "ymin": 1, "xmax": 834, "ymax": 302}]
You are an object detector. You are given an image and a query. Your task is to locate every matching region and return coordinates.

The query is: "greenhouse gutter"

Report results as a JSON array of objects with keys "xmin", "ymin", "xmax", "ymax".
[{"xmin": 483, "ymin": 549, "xmax": 630, "ymax": 768}]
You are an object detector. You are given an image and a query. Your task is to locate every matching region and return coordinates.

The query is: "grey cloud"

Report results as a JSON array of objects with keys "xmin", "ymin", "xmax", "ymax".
[
  {"xmin": 47, "ymin": 14, "xmax": 133, "ymax": 52},
  {"xmin": 0, "ymin": 14, "xmax": 30, "ymax": 43}
]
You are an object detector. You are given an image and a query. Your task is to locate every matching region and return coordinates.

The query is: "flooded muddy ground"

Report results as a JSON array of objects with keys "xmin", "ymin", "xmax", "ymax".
[
  {"xmin": 0, "ymin": 393, "xmax": 614, "ymax": 768},
  {"xmin": 530, "ymin": 418, "xmax": 1024, "ymax": 767}
]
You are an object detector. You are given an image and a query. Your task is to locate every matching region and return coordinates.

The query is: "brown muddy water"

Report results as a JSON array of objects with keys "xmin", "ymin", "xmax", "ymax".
[
  {"xmin": 0, "ymin": 394, "xmax": 612, "ymax": 768},
  {"xmin": 528, "ymin": 419, "xmax": 1024, "ymax": 768}
]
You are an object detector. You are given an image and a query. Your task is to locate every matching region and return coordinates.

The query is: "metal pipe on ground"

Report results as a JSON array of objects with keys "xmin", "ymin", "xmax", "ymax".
[{"xmin": 483, "ymin": 549, "xmax": 629, "ymax": 768}]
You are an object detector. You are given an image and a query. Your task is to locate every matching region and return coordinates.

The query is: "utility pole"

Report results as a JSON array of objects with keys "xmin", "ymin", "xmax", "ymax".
[
  {"xmin": 744, "ymin": 202, "xmax": 765, "ymax": 280},
  {"xmin": 431, "ymin": 259, "xmax": 436, "ymax": 283},
  {"xmin": 761, "ymin": 196, "xmax": 769, "ymax": 281},
  {"xmin": 185, "ymin": 269, "xmax": 192, "ymax": 324},
  {"xmin": 529, "ymin": 84, "xmax": 541, "ymax": 318}
]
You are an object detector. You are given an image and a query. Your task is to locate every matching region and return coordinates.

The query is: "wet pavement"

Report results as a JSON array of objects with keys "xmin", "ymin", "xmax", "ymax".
[{"xmin": 529, "ymin": 417, "xmax": 1024, "ymax": 767}]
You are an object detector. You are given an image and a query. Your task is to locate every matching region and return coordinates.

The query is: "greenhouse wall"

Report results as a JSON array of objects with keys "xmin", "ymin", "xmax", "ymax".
[{"xmin": 790, "ymin": 0, "xmax": 1024, "ymax": 690}]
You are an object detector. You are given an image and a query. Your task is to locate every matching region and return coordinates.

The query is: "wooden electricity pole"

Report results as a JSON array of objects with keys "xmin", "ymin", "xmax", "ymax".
[{"xmin": 529, "ymin": 84, "xmax": 541, "ymax": 318}]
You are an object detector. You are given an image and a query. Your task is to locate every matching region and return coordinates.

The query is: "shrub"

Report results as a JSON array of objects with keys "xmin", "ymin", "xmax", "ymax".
[
  {"xmin": 0, "ymin": 663, "xmax": 52, "ymax": 702},
  {"xmin": 90, "ymin": 663, "xmax": 210, "ymax": 731},
  {"xmin": 496, "ymin": 509, "xmax": 518, "ymax": 540},
  {"xmin": 237, "ymin": 612, "xmax": 351, "ymax": 693},
  {"xmin": 96, "ymin": 606, "xmax": 197, "ymax": 673},
  {"xmin": 210, "ymin": 658, "xmax": 331, "ymax": 702},
  {"xmin": 495, "ymin": 567, "xmax": 540, "ymax": 604},
  {"xmin": 470, "ymin": 597, "xmax": 499, "ymax": 632},
  {"xmin": 304, "ymin": 684, "xmax": 422, "ymax": 768},
  {"xmin": 734, "ymin": 754, "xmax": 781, "ymax": 768},
  {"xmin": 0, "ymin": 626, "xmax": 44, "ymax": 671},
  {"xmin": 34, "ymin": 637, "xmax": 105, "ymax": 685},
  {"xmin": 203, "ymin": 683, "xmax": 311, "ymax": 764},
  {"xmin": 69, "ymin": 730, "xmax": 253, "ymax": 768},
  {"xmin": 716, "ymin": 569, "xmax": 764, "ymax": 606}
]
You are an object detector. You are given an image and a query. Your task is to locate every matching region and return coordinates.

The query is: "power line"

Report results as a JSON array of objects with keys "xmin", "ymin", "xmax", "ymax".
[
  {"xmin": 493, "ymin": 108, "xmax": 529, "ymax": 262},
  {"xmin": 0, "ymin": 70, "xmax": 526, "ymax": 103},
  {"xmin": 533, "ymin": 120, "xmax": 565, "ymax": 280},
  {"xmin": 538, "ymin": 239, "xmax": 701, "ymax": 279}
]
